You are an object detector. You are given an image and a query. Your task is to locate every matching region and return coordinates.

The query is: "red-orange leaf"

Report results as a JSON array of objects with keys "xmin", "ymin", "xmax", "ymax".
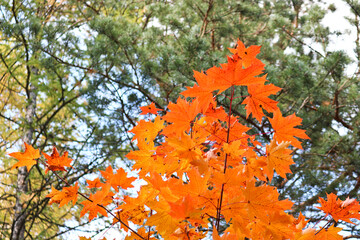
[
  {"xmin": 242, "ymin": 82, "xmax": 281, "ymax": 123},
  {"xmin": 169, "ymin": 195, "xmax": 202, "ymax": 223},
  {"xmin": 46, "ymin": 182, "xmax": 79, "ymax": 207},
  {"xmin": 203, "ymin": 102, "xmax": 228, "ymax": 123},
  {"xmin": 315, "ymin": 226, "xmax": 343, "ymax": 240},
  {"xmin": 317, "ymin": 193, "xmax": 360, "ymax": 224},
  {"xmin": 80, "ymin": 183, "xmax": 114, "ymax": 221},
  {"xmin": 79, "ymin": 237, "xmax": 91, "ymax": 240},
  {"xmin": 140, "ymin": 102, "xmax": 162, "ymax": 115},
  {"xmin": 241, "ymin": 180, "xmax": 293, "ymax": 221},
  {"xmin": 9, "ymin": 142, "xmax": 40, "ymax": 170},
  {"xmin": 266, "ymin": 140, "xmax": 294, "ymax": 181},
  {"xmin": 162, "ymin": 98, "xmax": 200, "ymax": 136},
  {"xmin": 129, "ymin": 116, "xmax": 164, "ymax": 146},
  {"xmin": 269, "ymin": 109, "xmax": 310, "ymax": 149},
  {"xmin": 100, "ymin": 166, "xmax": 136, "ymax": 190},
  {"xmin": 207, "ymin": 56, "xmax": 265, "ymax": 93},
  {"xmin": 229, "ymin": 40, "xmax": 262, "ymax": 68},
  {"xmin": 42, "ymin": 146, "xmax": 73, "ymax": 173},
  {"xmin": 181, "ymin": 70, "xmax": 215, "ymax": 111},
  {"xmin": 86, "ymin": 178, "xmax": 102, "ymax": 188},
  {"xmin": 293, "ymin": 212, "xmax": 309, "ymax": 231}
]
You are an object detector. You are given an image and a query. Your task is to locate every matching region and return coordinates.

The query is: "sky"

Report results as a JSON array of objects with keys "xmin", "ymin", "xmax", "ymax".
[
  {"xmin": 321, "ymin": 0, "xmax": 356, "ymax": 138},
  {"xmin": 322, "ymin": 0, "xmax": 358, "ymax": 74}
]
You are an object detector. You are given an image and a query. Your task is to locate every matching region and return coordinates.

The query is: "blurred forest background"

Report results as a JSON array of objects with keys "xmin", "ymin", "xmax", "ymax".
[{"xmin": 1, "ymin": 0, "xmax": 360, "ymax": 239}]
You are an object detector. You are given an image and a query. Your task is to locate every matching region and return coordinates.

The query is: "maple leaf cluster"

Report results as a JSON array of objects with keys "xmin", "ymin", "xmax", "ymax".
[
  {"xmin": 9, "ymin": 145, "xmax": 72, "ymax": 173},
  {"xmin": 9, "ymin": 40, "xmax": 360, "ymax": 239}
]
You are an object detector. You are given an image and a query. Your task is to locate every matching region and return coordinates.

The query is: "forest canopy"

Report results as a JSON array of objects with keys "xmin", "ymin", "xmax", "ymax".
[{"xmin": 1, "ymin": 0, "xmax": 360, "ymax": 239}]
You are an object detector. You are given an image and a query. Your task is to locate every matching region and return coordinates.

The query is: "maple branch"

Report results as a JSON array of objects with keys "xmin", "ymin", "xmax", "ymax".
[
  {"xmin": 216, "ymin": 86, "xmax": 235, "ymax": 231},
  {"xmin": 219, "ymin": 101, "xmax": 271, "ymax": 142},
  {"xmin": 232, "ymin": 95, "xmax": 249, "ymax": 100},
  {"xmin": 281, "ymin": 26, "xmax": 324, "ymax": 58},
  {"xmin": 347, "ymin": 174, "xmax": 360, "ymax": 198},
  {"xmin": 199, "ymin": 0, "xmax": 214, "ymax": 38},
  {"xmin": 0, "ymin": 53, "xmax": 25, "ymax": 89},
  {"xmin": 10, "ymin": 0, "xmax": 32, "ymax": 98},
  {"xmin": 344, "ymin": 235, "xmax": 360, "ymax": 239},
  {"xmin": 41, "ymin": 46, "xmax": 160, "ymax": 106},
  {"xmin": 333, "ymin": 88, "xmax": 353, "ymax": 131},
  {"xmin": 224, "ymin": 86, "xmax": 235, "ymax": 171},
  {"xmin": 37, "ymin": 158, "xmax": 145, "ymax": 240},
  {"xmin": 198, "ymin": 195, "xmax": 217, "ymax": 209},
  {"xmin": 34, "ymin": 93, "xmax": 84, "ymax": 144},
  {"xmin": 313, "ymin": 214, "xmax": 328, "ymax": 228}
]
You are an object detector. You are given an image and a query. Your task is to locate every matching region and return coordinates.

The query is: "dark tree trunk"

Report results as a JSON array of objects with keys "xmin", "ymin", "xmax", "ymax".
[{"xmin": 11, "ymin": 81, "xmax": 37, "ymax": 240}]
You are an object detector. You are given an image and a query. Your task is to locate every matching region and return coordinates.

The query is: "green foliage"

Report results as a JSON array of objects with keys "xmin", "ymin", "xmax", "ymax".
[{"xmin": 2, "ymin": 0, "xmax": 360, "ymax": 238}]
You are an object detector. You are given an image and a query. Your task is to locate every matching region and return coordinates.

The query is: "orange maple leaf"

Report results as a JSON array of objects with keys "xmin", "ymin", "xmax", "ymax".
[
  {"xmin": 315, "ymin": 226, "xmax": 343, "ymax": 240},
  {"xmin": 203, "ymin": 102, "xmax": 228, "ymax": 123},
  {"xmin": 162, "ymin": 98, "xmax": 200, "ymax": 136},
  {"xmin": 184, "ymin": 168, "xmax": 211, "ymax": 197},
  {"xmin": 181, "ymin": 70, "xmax": 215, "ymax": 111},
  {"xmin": 171, "ymin": 223, "xmax": 206, "ymax": 239},
  {"xmin": 317, "ymin": 193, "xmax": 360, "ymax": 224},
  {"xmin": 266, "ymin": 140, "xmax": 294, "ymax": 181},
  {"xmin": 126, "ymin": 142, "xmax": 160, "ymax": 175},
  {"xmin": 140, "ymin": 102, "xmax": 162, "ymax": 115},
  {"xmin": 9, "ymin": 142, "xmax": 40, "ymax": 170},
  {"xmin": 42, "ymin": 146, "xmax": 73, "ymax": 173},
  {"xmin": 86, "ymin": 178, "xmax": 102, "ymax": 188},
  {"xmin": 269, "ymin": 109, "xmax": 310, "ymax": 149},
  {"xmin": 80, "ymin": 183, "xmax": 114, "ymax": 221},
  {"xmin": 146, "ymin": 172, "xmax": 181, "ymax": 202},
  {"xmin": 212, "ymin": 120, "xmax": 250, "ymax": 144},
  {"xmin": 229, "ymin": 40, "xmax": 262, "ymax": 68},
  {"xmin": 79, "ymin": 237, "xmax": 91, "ymax": 240},
  {"xmin": 247, "ymin": 211, "xmax": 296, "ymax": 240},
  {"xmin": 129, "ymin": 116, "xmax": 164, "ymax": 145},
  {"xmin": 167, "ymin": 133, "xmax": 202, "ymax": 164},
  {"xmin": 124, "ymin": 227, "xmax": 155, "ymax": 240},
  {"xmin": 100, "ymin": 166, "xmax": 136, "ymax": 190},
  {"xmin": 242, "ymin": 82, "xmax": 281, "ymax": 123},
  {"xmin": 116, "ymin": 193, "xmax": 151, "ymax": 229},
  {"xmin": 207, "ymin": 56, "xmax": 265, "ymax": 93},
  {"xmin": 168, "ymin": 195, "xmax": 203, "ymax": 223},
  {"xmin": 46, "ymin": 182, "xmax": 79, "ymax": 207},
  {"xmin": 242, "ymin": 156, "xmax": 268, "ymax": 182},
  {"xmin": 241, "ymin": 180, "xmax": 293, "ymax": 221},
  {"xmin": 146, "ymin": 211, "xmax": 179, "ymax": 237},
  {"xmin": 293, "ymin": 212, "xmax": 309, "ymax": 231}
]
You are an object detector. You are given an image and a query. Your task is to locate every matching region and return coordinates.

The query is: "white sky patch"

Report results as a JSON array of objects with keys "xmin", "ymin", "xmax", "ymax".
[{"xmin": 322, "ymin": 0, "xmax": 358, "ymax": 75}]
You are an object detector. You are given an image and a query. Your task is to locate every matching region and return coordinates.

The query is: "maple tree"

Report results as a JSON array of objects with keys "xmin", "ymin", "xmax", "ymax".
[{"xmin": 9, "ymin": 40, "xmax": 360, "ymax": 239}]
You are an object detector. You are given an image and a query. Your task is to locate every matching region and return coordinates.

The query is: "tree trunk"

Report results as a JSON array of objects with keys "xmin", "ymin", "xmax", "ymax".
[{"xmin": 11, "ymin": 78, "xmax": 37, "ymax": 240}]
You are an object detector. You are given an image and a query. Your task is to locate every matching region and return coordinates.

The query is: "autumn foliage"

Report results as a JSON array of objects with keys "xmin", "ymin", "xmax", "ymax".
[{"xmin": 9, "ymin": 40, "xmax": 360, "ymax": 239}]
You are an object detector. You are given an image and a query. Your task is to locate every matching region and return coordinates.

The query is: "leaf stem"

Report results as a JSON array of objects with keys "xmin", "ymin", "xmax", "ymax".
[{"xmin": 314, "ymin": 219, "xmax": 334, "ymax": 235}]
